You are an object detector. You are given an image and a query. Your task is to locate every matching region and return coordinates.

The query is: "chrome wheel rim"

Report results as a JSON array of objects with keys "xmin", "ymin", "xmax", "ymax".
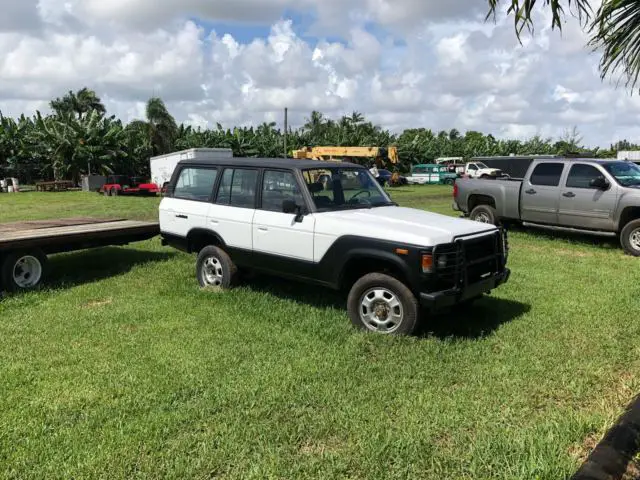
[
  {"xmin": 13, "ymin": 255, "xmax": 42, "ymax": 288},
  {"xmin": 474, "ymin": 212, "xmax": 491, "ymax": 223},
  {"xmin": 630, "ymin": 228, "xmax": 640, "ymax": 251},
  {"xmin": 202, "ymin": 256, "xmax": 223, "ymax": 286},
  {"xmin": 359, "ymin": 287, "xmax": 404, "ymax": 333}
]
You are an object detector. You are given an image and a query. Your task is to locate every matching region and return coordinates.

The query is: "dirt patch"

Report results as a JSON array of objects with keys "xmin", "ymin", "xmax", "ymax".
[
  {"xmin": 121, "ymin": 324, "xmax": 139, "ymax": 333},
  {"xmin": 569, "ymin": 432, "xmax": 601, "ymax": 464},
  {"xmin": 623, "ymin": 459, "xmax": 640, "ymax": 480},
  {"xmin": 82, "ymin": 298, "xmax": 112, "ymax": 308},
  {"xmin": 523, "ymin": 244, "xmax": 591, "ymax": 258},
  {"xmin": 298, "ymin": 437, "xmax": 344, "ymax": 456}
]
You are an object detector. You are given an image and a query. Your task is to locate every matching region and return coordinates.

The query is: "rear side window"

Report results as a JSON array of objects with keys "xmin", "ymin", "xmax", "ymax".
[
  {"xmin": 261, "ymin": 170, "xmax": 305, "ymax": 212},
  {"xmin": 216, "ymin": 168, "xmax": 258, "ymax": 208},
  {"xmin": 566, "ymin": 164, "xmax": 603, "ymax": 189},
  {"xmin": 173, "ymin": 167, "xmax": 217, "ymax": 201},
  {"xmin": 529, "ymin": 163, "xmax": 564, "ymax": 186}
]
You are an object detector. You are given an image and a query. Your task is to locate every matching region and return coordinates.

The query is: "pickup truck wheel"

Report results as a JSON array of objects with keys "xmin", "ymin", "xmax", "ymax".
[
  {"xmin": 196, "ymin": 245, "xmax": 238, "ymax": 289},
  {"xmin": 347, "ymin": 273, "xmax": 419, "ymax": 335},
  {"xmin": 621, "ymin": 219, "xmax": 640, "ymax": 256},
  {"xmin": 1, "ymin": 249, "xmax": 47, "ymax": 292},
  {"xmin": 470, "ymin": 205, "xmax": 498, "ymax": 225}
]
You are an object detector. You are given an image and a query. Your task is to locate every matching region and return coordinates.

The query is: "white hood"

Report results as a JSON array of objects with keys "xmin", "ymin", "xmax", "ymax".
[{"xmin": 314, "ymin": 206, "xmax": 497, "ymax": 247}]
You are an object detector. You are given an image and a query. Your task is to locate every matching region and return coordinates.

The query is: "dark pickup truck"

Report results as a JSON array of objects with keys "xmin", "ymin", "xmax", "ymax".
[{"xmin": 452, "ymin": 158, "xmax": 640, "ymax": 256}]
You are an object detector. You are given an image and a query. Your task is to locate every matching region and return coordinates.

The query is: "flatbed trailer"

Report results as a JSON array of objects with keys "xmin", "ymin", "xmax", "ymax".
[{"xmin": 0, "ymin": 218, "xmax": 159, "ymax": 292}]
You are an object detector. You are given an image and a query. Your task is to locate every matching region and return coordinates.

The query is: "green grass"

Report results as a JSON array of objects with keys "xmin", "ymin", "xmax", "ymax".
[{"xmin": 1, "ymin": 187, "xmax": 639, "ymax": 479}]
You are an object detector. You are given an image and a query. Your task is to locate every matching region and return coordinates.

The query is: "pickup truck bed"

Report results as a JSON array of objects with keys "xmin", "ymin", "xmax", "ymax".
[{"xmin": 0, "ymin": 218, "xmax": 159, "ymax": 291}]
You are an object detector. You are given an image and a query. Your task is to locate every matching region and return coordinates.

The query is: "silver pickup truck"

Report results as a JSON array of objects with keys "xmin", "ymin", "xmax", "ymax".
[{"xmin": 452, "ymin": 158, "xmax": 640, "ymax": 256}]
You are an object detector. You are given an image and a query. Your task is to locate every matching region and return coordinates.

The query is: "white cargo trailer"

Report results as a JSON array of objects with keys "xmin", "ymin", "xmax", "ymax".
[
  {"xmin": 150, "ymin": 148, "xmax": 233, "ymax": 189},
  {"xmin": 617, "ymin": 150, "xmax": 640, "ymax": 162}
]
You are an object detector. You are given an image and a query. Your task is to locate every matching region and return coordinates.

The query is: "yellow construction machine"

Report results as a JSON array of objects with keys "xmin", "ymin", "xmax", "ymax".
[
  {"xmin": 291, "ymin": 146, "xmax": 405, "ymax": 186},
  {"xmin": 291, "ymin": 146, "xmax": 398, "ymax": 166}
]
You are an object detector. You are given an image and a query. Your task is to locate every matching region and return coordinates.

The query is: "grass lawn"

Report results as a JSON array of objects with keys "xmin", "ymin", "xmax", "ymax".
[{"xmin": 1, "ymin": 187, "xmax": 639, "ymax": 479}]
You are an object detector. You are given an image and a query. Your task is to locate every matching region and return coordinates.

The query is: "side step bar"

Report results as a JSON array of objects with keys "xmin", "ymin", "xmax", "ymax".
[{"xmin": 522, "ymin": 222, "xmax": 617, "ymax": 237}]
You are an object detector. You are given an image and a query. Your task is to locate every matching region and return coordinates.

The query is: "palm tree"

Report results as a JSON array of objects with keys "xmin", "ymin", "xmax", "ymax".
[
  {"xmin": 486, "ymin": 0, "xmax": 640, "ymax": 89},
  {"xmin": 146, "ymin": 97, "xmax": 178, "ymax": 155},
  {"xmin": 50, "ymin": 88, "xmax": 106, "ymax": 119}
]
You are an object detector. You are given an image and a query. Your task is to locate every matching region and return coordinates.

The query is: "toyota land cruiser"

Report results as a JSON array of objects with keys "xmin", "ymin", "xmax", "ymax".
[{"xmin": 159, "ymin": 157, "xmax": 510, "ymax": 335}]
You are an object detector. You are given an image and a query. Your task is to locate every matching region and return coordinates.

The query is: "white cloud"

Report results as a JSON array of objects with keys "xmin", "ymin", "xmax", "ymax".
[{"xmin": 0, "ymin": 0, "xmax": 638, "ymax": 147}]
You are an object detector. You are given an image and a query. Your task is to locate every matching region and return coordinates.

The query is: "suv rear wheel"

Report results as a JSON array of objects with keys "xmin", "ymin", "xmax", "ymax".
[
  {"xmin": 196, "ymin": 245, "xmax": 238, "ymax": 289},
  {"xmin": 347, "ymin": 273, "xmax": 420, "ymax": 335}
]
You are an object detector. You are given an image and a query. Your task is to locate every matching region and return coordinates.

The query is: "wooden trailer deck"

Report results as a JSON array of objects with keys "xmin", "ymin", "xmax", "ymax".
[{"xmin": 0, "ymin": 218, "xmax": 160, "ymax": 252}]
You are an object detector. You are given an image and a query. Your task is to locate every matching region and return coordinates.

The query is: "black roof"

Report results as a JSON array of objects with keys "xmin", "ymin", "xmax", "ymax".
[{"xmin": 177, "ymin": 156, "xmax": 364, "ymax": 170}]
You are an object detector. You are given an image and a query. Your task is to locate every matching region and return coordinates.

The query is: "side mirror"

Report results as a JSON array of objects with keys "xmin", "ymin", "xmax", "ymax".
[
  {"xmin": 589, "ymin": 176, "xmax": 609, "ymax": 189},
  {"xmin": 282, "ymin": 199, "xmax": 304, "ymax": 222}
]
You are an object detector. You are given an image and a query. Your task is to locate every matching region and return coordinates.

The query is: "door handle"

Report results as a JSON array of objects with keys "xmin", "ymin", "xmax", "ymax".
[
  {"xmin": 562, "ymin": 192, "xmax": 575, "ymax": 198},
  {"xmin": 209, "ymin": 219, "xmax": 219, "ymax": 224},
  {"xmin": 257, "ymin": 226, "xmax": 268, "ymax": 231},
  {"xmin": 175, "ymin": 214, "xmax": 188, "ymax": 219},
  {"xmin": 525, "ymin": 189, "xmax": 536, "ymax": 194}
]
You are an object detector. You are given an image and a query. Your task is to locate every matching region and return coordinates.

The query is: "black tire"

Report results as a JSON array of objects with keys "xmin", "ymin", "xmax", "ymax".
[
  {"xmin": 1, "ymin": 249, "xmax": 48, "ymax": 292},
  {"xmin": 195, "ymin": 245, "xmax": 238, "ymax": 289},
  {"xmin": 620, "ymin": 219, "xmax": 640, "ymax": 257},
  {"xmin": 103, "ymin": 188, "xmax": 109, "ymax": 197},
  {"xmin": 347, "ymin": 273, "xmax": 420, "ymax": 335},
  {"xmin": 470, "ymin": 204, "xmax": 499, "ymax": 225},
  {"xmin": 111, "ymin": 188, "xmax": 118, "ymax": 196},
  {"xmin": 444, "ymin": 178, "xmax": 455, "ymax": 186}
]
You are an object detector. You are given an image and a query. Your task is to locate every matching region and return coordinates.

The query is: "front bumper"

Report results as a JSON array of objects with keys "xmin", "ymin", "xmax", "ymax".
[{"xmin": 419, "ymin": 268, "xmax": 510, "ymax": 310}]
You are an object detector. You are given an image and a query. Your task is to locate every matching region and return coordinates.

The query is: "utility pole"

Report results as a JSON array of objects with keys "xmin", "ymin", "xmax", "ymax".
[{"xmin": 284, "ymin": 107, "xmax": 288, "ymax": 158}]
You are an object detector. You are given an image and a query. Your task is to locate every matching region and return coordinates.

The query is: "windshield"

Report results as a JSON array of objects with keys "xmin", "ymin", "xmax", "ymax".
[
  {"xmin": 476, "ymin": 162, "xmax": 489, "ymax": 169},
  {"xmin": 602, "ymin": 161, "xmax": 640, "ymax": 186},
  {"xmin": 302, "ymin": 167, "xmax": 394, "ymax": 211}
]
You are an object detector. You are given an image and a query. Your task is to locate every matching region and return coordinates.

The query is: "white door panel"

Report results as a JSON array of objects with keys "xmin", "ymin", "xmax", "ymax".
[
  {"xmin": 207, "ymin": 204, "xmax": 255, "ymax": 250},
  {"xmin": 160, "ymin": 197, "xmax": 209, "ymax": 237},
  {"xmin": 253, "ymin": 211, "xmax": 315, "ymax": 261}
]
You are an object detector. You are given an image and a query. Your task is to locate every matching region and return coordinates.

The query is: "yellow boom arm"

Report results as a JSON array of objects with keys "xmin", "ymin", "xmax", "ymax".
[{"xmin": 292, "ymin": 146, "xmax": 398, "ymax": 164}]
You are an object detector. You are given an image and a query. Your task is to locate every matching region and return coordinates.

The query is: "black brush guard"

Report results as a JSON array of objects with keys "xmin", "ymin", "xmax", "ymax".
[{"xmin": 419, "ymin": 228, "xmax": 511, "ymax": 309}]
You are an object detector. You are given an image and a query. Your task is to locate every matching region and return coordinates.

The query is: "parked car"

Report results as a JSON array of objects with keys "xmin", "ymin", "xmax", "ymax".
[
  {"xmin": 406, "ymin": 164, "xmax": 459, "ymax": 185},
  {"xmin": 100, "ymin": 175, "xmax": 160, "ymax": 196},
  {"xmin": 463, "ymin": 161, "xmax": 507, "ymax": 179},
  {"xmin": 378, "ymin": 169, "xmax": 407, "ymax": 186},
  {"xmin": 453, "ymin": 158, "xmax": 640, "ymax": 256},
  {"xmin": 159, "ymin": 157, "xmax": 510, "ymax": 335}
]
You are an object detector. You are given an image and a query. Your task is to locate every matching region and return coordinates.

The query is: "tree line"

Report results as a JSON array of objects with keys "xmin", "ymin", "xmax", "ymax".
[{"xmin": 0, "ymin": 88, "xmax": 635, "ymax": 183}]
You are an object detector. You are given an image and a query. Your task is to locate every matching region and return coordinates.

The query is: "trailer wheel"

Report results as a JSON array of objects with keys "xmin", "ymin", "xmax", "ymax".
[
  {"xmin": 112, "ymin": 188, "xmax": 118, "ymax": 196},
  {"xmin": 1, "ymin": 249, "xmax": 48, "ymax": 292}
]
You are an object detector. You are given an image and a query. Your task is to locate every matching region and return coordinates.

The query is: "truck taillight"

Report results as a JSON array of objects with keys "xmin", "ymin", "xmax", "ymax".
[{"xmin": 453, "ymin": 183, "xmax": 458, "ymax": 198}]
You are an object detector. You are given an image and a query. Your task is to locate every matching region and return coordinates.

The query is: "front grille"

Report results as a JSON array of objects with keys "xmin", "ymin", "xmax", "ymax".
[{"xmin": 431, "ymin": 230, "xmax": 506, "ymax": 290}]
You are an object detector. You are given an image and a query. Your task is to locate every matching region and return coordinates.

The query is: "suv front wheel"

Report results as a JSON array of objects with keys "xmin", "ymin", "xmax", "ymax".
[
  {"xmin": 347, "ymin": 273, "xmax": 420, "ymax": 335},
  {"xmin": 196, "ymin": 245, "xmax": 238, "ymax": 289}
]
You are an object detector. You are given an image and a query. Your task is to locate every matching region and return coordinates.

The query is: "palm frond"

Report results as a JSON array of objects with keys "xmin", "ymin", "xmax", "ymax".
[
  {"xmin": 486, "ymin": 0, "xmax": 593, "ymax": 42},
  {"xmin": 589, "ymin": 0, "xmax": 640, "ymax": 90}
]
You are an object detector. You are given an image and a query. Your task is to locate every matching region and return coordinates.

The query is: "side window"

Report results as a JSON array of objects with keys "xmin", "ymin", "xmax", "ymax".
[
  {"xmin": 215, "ymin": 168, "xmax": 258, "ymax": 208},
  {"xmin": 468, "ymin": 164, "xmax": 478, "ymax": 171},
  {"xmin": 566, "ymin": 164, "xmax": 603, "ymax": 189},
  {"xmin": 529, "ymin": 163, "xmax": 564, "ymax": 187},
  {"xmin": 173, "ymin": 167, "xmax": 217, "ymax": 201},
  {"xmin": 261, "ymin": 170, "xmax": 305, "ymax": 212}
]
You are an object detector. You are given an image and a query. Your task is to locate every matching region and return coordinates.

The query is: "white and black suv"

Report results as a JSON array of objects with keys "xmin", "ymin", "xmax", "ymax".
[{"xmin": 159, "ymin": 157, "xmax": 510, "ymax": 335}]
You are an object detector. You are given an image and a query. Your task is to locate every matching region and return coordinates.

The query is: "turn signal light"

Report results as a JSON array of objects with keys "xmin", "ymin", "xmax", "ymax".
[{"xmin": 421, "ymin": 254, "xmax": 433, "ymax": 273}]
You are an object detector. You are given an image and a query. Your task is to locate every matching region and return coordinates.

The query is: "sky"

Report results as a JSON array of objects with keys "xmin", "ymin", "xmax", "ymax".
[{"xmin": 0, "ymin": 0, "xmax": 639, "ymax": 147}]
